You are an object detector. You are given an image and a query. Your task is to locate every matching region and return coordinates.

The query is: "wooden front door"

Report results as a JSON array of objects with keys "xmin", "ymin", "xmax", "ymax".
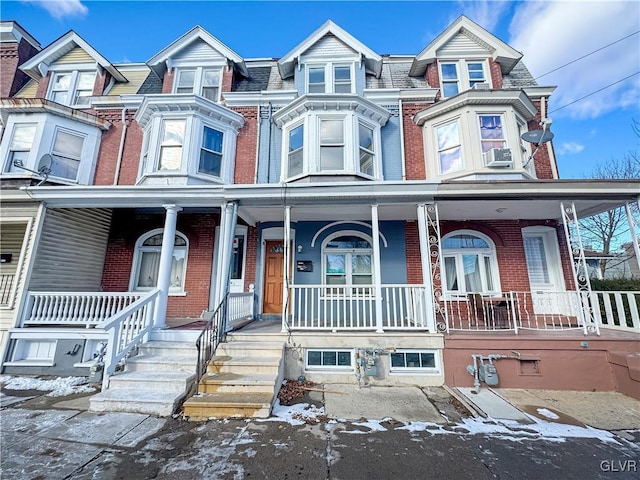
[{"xmin": 263, "ymin": 241, "xmax": 285, "ymax": 314}]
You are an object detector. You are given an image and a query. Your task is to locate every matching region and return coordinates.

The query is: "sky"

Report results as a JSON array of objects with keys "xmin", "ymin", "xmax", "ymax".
[{"xmin": 2, "ymin": 0, "xmax": 639, "ymax": 179}]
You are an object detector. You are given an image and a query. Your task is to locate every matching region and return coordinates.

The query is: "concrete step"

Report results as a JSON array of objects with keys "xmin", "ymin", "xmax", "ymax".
[
  {"xmin": 90, "ymin": 389, "xmax": 187, "ymax": 416},
  {"xmin": 198, "ymin": 372, "xmax": 278, "ymax": 394},
  {"xmin": 226, "ymin": 332, "xmax": 287, "ymax": 343},
  {"xmin": 217, "ymin": 341, "xmax": 285, "ymax": 357},
  {"xmin": 207, "ymin": 356, "xmax": 281, "ymax": 375},
  {"xmin": 183, "ymin": 392, "xmax": 273, "ymax": 419},
  {"xmin": 149, "ymin": 329, "xmax": 201, "ymax": 343},
  {"xmin": 108, "ymin": 371, "xmax": 195, "ymax": 393},
  {"xmin": 138, "ymin": 341, "xmax": 197, "ymax": 358},
  {"xmin": 125, "ymin": 354, "xmax": 197, "ymax": 374}
]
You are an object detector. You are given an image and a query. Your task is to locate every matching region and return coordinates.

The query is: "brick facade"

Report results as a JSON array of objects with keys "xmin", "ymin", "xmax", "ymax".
[
  {"xmin": 0, "ymin": 38, "xmax": 39, "ymax": 98},
  {"xmin": 93, "ymin": 110, "xmax": 142, "ymax": 186},
  {"xmin": 405, "ymin": 221, "xmax": 423, "ymax": 284},
  {"xmin": 101, "ymin": 210, "xmax": 218, "ymax": 318},
  {"xmin": 231, "ymin": 106, "xmax": 258, "ymax": 184},
  {"xmin": 244, "ymin": 225, "xmax": 259, "ymax": 292},
  {"xmin": 402, "ymin": 102, "xmax": 428, "ymax": 180}
]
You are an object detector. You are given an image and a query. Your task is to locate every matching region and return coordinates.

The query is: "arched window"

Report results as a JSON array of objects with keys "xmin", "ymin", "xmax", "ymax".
[
  {"xmin": 130, "ymin": 229, "xmax": 188, "ymax": 293},
  {"xmin": 441, "ymin": 230, "xmax": 499, "ymax": 294},
  {"xmin": 322, "ymin": 232, "xmax": 372, "ymax": 287}
]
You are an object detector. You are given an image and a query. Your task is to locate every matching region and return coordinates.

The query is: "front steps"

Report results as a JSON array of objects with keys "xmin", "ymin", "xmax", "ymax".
[
  {"xmin": 183, "ymin": 341, "xmax": 285, "ymax": 420},
  {"xmin": 89, "ymin": 341, "xmax": 197, "ymax": 416}
]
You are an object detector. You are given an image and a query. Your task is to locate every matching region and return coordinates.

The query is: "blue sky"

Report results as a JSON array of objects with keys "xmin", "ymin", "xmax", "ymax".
[{"xmin": 3, "ymin": 0, "xmax": 639, "ymax": 179}]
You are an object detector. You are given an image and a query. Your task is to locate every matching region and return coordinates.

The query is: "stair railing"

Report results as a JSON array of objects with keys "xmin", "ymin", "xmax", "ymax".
[
  {"xmin": 100, "ymin": 288, "xmax": 161, "ymax": 391},
  {"xmin": 195, "ymin": 292, "xmax": 229, "ymax": 382}
]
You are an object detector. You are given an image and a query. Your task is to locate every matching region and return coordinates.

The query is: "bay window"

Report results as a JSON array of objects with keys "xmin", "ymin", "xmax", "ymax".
[
  {"xmin": 436, "ymin": 120, "xmax": 462, "ymax": 175},
  {"xmin": 288, "ymin": 124, "xmax": 304, "ymax": 177},
  {"xmin": 199, "ymin": 126, "xmax": 224, "ymax": 176},
  {"xmin": 442, "ymin": 231, "xmax": 499, "ymax": 294},
  {"xmin": 131, "ymin": 230, "xmax": 188, "ymax": 293},
  {"xmin": 5, "ymin": 124, "xmax": 36, "ymax": 173},
  {"xmin": 320, "ymin": 119, "xmax": 345, "ymax": 171},
  {"xmin": 358, "ymin": 122, "xmax": 375, "ymax": 176},
  {"xmin": 158, "ymin": 119, "xmax": 185, "ymax": 171},
  {"xmin": 478, "ymin": 115, "xmax": 506, "ymax": 153},
  {"xmin": 50, "ymin": 129, "xmax": 85, "ymax": 180}
]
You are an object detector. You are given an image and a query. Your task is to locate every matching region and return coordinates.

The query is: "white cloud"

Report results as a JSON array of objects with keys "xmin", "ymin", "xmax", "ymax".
[
  {"xmin": 456, "ymin": 0, "xmax": 511, "ymax": 32},
  {"xmin": 23, "ymin": 0, "xmax": 88, "ymax": 19},
  {"xmin": 557, "ymin": 142, "xmax": 585, "ymax": 155},
  {"xmin": 508, "ymin": 1, "xmax": 639, "ymax": 120}
]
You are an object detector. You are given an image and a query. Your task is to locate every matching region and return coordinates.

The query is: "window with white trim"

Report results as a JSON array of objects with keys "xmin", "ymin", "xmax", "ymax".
[
  {"xmin": 288, "ymin": 124, "xmax": 304, "ymax": 177},
  {"xmin": 131, "ymin": 230, "xmax": 188, "ymax": 293},
  {"xmin": 358, "ymin": 122, "xmax": 375, "ymax": 176},
  {"xmin": 442, "ymin": 231, "xmax": 499, "ymax": 294},
  {"xmin": 390, "ymin": 350, "xmax": 440, "ymax": 373},
  {"xmin": 478, "ymin": 115, "xmax": 506, "ymax": 153},
  {"xmin": 323, "ymin": 233, "xmax": 373, "ymax": 291},
  {"xmin": 4, "ymin": 124, "xmax": 36, "ymax": 173},
  {"xmin": 439, "ymin": 60, "xmax": 489, "ymax": 98},
  {"xmin": 50, "ymin": 129, "xmax": 85, "ymax": 181},
  {"xmin": 436, "ymin": 120, "xmax": 462, "ymax": 175},
  {"xmin": 306, "ymin": 349, "xmax": 353, "ymax": 370},
  {"xmin": 306, "ymin": 63, "xmax": 354, "ymax": 94},
  {"xmin": 174, "ymin": 67, "xmax": 221, "ymax": 102},
  {"xmin": 320, "ymin": 119, "xmax": 344, "ymax": 171},
  {"xmin": 158, "ymin": 119, "xmax": 185, "ymax": 171},
  {"xmin": 48, "ymin": 71, "xmax": 96, "ymax": 106},
  {"xmin": 199, "ymin": 126, "xmax": 224, "ymax": 176}
]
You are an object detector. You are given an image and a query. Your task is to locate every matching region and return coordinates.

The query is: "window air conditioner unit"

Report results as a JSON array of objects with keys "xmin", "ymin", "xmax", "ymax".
[
  {"xmin": 485, "ymin": 148, "xmax": 513, "ymax": 167},
  {"xmin": 472, "ymin": 83, "xmax": 490, "ymax": 90}
]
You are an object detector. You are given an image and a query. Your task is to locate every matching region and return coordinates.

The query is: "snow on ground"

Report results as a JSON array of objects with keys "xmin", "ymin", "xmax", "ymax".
[
  {"xmin": 0, "ymin": 375, "xmax": 95, "ymax": 397},
  {"xmin": 536, "ymin": 408, "xmax": 560, "ymax": 420},
  {"xmin": 267, "ymin": 402, "xmax": 620, "ymax": 444}
]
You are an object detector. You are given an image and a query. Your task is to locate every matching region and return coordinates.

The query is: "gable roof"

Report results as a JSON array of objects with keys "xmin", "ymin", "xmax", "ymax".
[
  {"xmin": 19, "ymin": 30, "xmax": 126, "ymax": 82},
  {"xmin": 146, "ymin": 25, "xmax": 247, "ymax": 77},
  {"xmin": 409, "ymin": 15, "xmax": 523, "ymax": 76},
  {"xmin": 278, "ymin": 20, "xmax": 382, "ymax": 79}
]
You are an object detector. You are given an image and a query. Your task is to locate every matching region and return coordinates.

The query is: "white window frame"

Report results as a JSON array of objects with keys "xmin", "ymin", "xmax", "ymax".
[
  {"xmin": 230, "ymin": 225, "xmax": 248, "ymax": 293},
  {"xmin": 287, "ymin": 122, "xmax": 305, "ymax": 178},
  {"xmin": 477, "ymin": 114, "xmax": 507, "ymax": 154},
  {"xmin": 441, "ymin": 230, "xmax": 501, "ymax": 296},
  {"xmin": 49, "ymin": 127, "xmax": 85, "ymax": 182},
  {"xmin": 521, "ymin": 226, "xmax": 566, "ymax": 292},
  {"xmin": 173, "ymin": 67, "xmax": 222, "ymax": 102},
  {"xmin": 305, "ymin": 348, "xmax": 354, "ymax": 371},
  {"xmin": 306, "ymin": 62, "xmax": 355, "ymax": 94},
  {"xmin": 321, "ymin": 231, "xmax": 374, "ymax": 294},
  {"xmin": 198, "ymin": 125, "xmax": 225, "ymax": 177},
  {"xmin": 318, "ymin": 117, "xmax": 345, "ymax": 172},
  {"xmin": 389, "ymin": 349, "xmax": 441, "ymax": 374},
  {"xmin": 435, "ymin": 118, "xmax": 463, "ymax": 175},
  {"xmin": 129, "ymin": 229, "xmax": 189, "ymax": 294},
  {"xmin": 47, "ymin": 70, "xmax": 96, "ymax": 107},
  {"xmin": 4, "ymin": 123, "xmax": 37, "ymax": 173},
  {"xmin": 157, "ymin": 118, "xmax": 186, "ymax": 171},
  {"xmin": 439, "ymin": 59, "xmax": 490, "ymax": 98}
]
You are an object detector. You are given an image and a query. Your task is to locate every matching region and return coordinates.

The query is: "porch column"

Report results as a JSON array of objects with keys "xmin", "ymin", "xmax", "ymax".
[
  {"xmin": 625, "ymin": 200, "xmax": 640, "ymax": 274},
  {"xmin": 282, "ymin": 206, "xmax": 291, "ymax": 332},
  {"xmin": 214, "ymin": 201, "xmax": 238, "ymax": 310},
  {"xmin": 417, "ymin": 204, "xmax": 436, "ymax": 332},
  {"xmin": 154, "ymin": 204, "xmax": 182, "ymax": 329},
  {"xmin": 371, "ymin": 204, "xmax": 383, "ymax": 333}
]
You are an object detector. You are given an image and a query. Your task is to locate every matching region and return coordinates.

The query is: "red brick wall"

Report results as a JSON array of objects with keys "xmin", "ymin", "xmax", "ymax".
[
  {"xmin": 0, "ymin": 38, "xmax": 40, "ymax": 97},
  {"xmin": 221, "ymin": 65, "xmax": 233, "ymax": 93},
  {"xmin": 92, "ymin": 110, "xmax": 141, "ymax": 185},
  {"xmin": 402, "ymin": 102, "xmax": 428, "ymax": 180},
  {"xmin": 405, "ymin": 221, "xmax": 423, "ymax": 284},
  {"xmin": 426, "ymin": 63, "xmax": 440, "ymax": 90},
  {"xmin": 95, "ymin": 69, "xmax": 111, "ymax": 96},
  {"xmin": 529, "ymin": 100, "xmax": 556, "ymax": 179},
  {"xmin": 162, "ymin": 69, "xmax": 173, "ymax": 94},
  {"xmin": 35, "ymin": 72, "xmax": 50, "ymax": 98},
  {"xmin": 488, "ymin": 59, "xmax": 503, "ymax": 89},
  {"xmin": 244, "ymin": 225, "xmax": 258, "ymax": 291},
  {"xmin": 101, "ymin": 210, "xmax": 218, "ymax": 318},
  {"xmin": 231, "ymin": 106, "xmax": 258, "ymax": 184}
]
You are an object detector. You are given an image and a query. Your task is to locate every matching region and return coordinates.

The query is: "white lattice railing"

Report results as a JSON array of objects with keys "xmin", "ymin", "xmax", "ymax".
[
  {"xmin": 101, "ymin": 288, "xmax": 160, "ymax": 390},
  {"xmin": 22, "ymin": 292, "xmax": 143, "ymax": 327},
  {"xmin": 287, "ymin": 284, "xmax": 429, "ymax": 331},
  {"xmin": 592, "ymin": 291, "xmax": 640, "ymax": 333},
  {"xmin": 227, "ymin": 292, "xmax": 254, "ymax": 329}
]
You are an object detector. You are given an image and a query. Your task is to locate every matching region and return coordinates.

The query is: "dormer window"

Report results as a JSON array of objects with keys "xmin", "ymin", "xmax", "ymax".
[
  {"xmin": 174, "ymin": 67, "xmax": 221, "ymax": 102},
  {"xmin": 306, "ymin": 63, "xmax": 353, "ymax": 94},
  {"xmin": 439, "ymin": 60, "xmax": 488, "ymax": 98},
  {"xmin": 49, "ymin": 71, "xmax": 96, "ymax": 106}
]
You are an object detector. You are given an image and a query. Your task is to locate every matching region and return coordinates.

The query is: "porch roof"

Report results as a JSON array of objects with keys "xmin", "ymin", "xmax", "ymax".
[{"xmin": 20, "ymin": 179, "xmax": 639, "ymax": 224}]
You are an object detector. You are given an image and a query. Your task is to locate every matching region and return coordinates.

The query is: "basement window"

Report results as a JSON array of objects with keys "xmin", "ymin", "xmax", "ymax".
[
  {"xmin": 389, "ymin": 349, "xmax": 440, "ymax": 374},
  {"xmin": 5, "ymin": 339, "xmax": 57, "ymax": 366},
  {"xmin": 306, "ymin": 349, "xmax": 353, "ymax": 371}
]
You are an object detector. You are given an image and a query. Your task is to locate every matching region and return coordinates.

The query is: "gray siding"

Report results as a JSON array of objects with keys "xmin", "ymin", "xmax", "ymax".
[
  {"xmin": 380, "ymin": 106, "xmax": 402, "ymax": 181},
  {"xmin": 300, "ymin": 34, "xmax": 357, "ymax": 60},
  {"xmin": 355, "ymin": 62, "xmax": 366, "ymax": 95},
  {"xmin": 172, "ymin": 39, "xmax": 224, "ymax": 62},
  {"xmin": 438, "ymin": 32, "xmax": 489, "ymax": 57},
  {"xmin": 256, "ymin": 106, "xmax": 283, "ymax": 183},
  {"xmin": 29, "ymin": 208, "xmax": 112, "ymax": 292}
]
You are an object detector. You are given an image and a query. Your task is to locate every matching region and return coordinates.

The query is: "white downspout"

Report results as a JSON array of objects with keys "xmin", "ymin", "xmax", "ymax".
[
  {"xmin": 399, "ymin": 98, "xmax": 406, "ymax": 180},
  {"xmin": 541, "ymin": 97, "xmax": 559, "ymax": 179},
  {"xmin": 113, "ymin": 107, "xmax": 128, "ymax": 185}
]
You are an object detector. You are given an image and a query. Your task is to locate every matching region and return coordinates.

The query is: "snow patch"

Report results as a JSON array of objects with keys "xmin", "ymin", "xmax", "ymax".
[
  {"xmin": 260, "ymin": 400, "xmax": 325, "ymax": 426},
  {"xmin": 0, "ymin": 375, "xmax": 95, "ymax": 397},
  {"xmin": 536, "ymin": 408, "xmax": 560, "ymax": 420}
]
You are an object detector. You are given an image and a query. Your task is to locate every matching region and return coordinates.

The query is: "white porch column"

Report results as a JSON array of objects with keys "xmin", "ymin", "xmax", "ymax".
[
  {"xmin": 154, "ymin": 204, "xmax": 182, "ymax": 329},
  {"xmin": 625, "ymin": 201, "xmax": 640, "ymax": 274},
  {"xmin": 214, "ymin": 201, "xmax": 238, "ymax": 309},
  {"xmin": 282, "ymin": 206, "xmax": 291, "ymax": 332},
  {"xmin": 417, "ymin": 204, "xmax": 436, "ymax": 332},
  {"xmin": 371, "ymin": 204, "xmax": 384, "ymax": 333}
]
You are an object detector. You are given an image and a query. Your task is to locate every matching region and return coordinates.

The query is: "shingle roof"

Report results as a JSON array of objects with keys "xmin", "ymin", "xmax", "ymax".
[
  {"xmin": 232, "ymin": 66, "xmax": 271, "ymax": 92},
  {"xmin": 502, "ymin": 61, "xmax": 538, "ymax": 88},
  {"xmin": 136, "ymin": 71, "xmax": 163, "ymax": 94},
  {"xmin": 366, "ymin": 61, "xmax": 429, "ymax": 89}
]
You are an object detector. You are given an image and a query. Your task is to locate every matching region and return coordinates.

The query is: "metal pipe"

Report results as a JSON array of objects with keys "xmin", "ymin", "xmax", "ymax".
[{"xmin": 113, "ymin": 107, "xmax": 128, "ymax": 185}]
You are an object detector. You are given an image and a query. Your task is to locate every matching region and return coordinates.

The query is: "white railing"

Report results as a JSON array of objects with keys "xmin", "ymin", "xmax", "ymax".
[
  {"xmin": 101, "ymin": 288, "xmax": 160, "ymax": 390},
  {"xmin": 22, "ymin": 292, "xmax": 143, "ymax": 328},
  {"xmin": 0, "ymin": 274, "xmax": 14, "ymax": 306},
  {"xmin": 444, "ymin": 292, "xmax": 520, "ymax": 332},
  {"xmin": 592, "ymin": 291, "xmax": 640, "ymax": 333},
  {"xmin": 227, "ymin": 292, "xmax": 254, "ymax": 329},
  {"xmin": 509, "ymin": 291, "xmax": 587, "ymax": 333},
  {"xmin": 287, "ymin": 284, "xmax": 429, "ymax": 331}
]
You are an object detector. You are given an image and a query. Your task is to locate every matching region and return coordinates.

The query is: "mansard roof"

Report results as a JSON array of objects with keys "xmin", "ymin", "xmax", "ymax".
[
  {"xmin": 19, "ymin": 30, "xmax": 126, "ymax": 82},
  {"xmin": 277, "ymin": 20, "xmax": 382, "ymax": 79},
  {"xmin": 410, "ymin": 15, "xmax": 523, "ymax": 76},
  {"xmin": 146, "ymin": 25, "xmax": 248, "ymax": 77}
]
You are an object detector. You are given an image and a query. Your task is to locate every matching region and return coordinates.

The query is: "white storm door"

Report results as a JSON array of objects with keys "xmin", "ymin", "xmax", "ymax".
[{"xmin": 229, "ymin": 227, "xmax": 247, "ymax": 293}]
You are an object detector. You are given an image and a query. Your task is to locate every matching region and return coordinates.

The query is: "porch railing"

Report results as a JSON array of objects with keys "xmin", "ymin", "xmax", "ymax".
[
  {"xmin": 196, "ymin": 293, "xmax": 228, "ymax": 381},
  {"xmin": 287, "ymin": 284, "xmax": 429, "ymax": 331},
  {"xmin": 21, "ymin": 291, "xmax": 143, "ymax": 327},
  {"xmin": 0, "ymin": 274, "xmax": 14, "ymax": 306},
  {"xmin": 101, "ymin": 288, "xmax": 160, "ymax": 390},
  {"xmin": 592, "ymin": 291, "xmax": 640, "ymax": 333},
  {"xmin": 227, "ymin": 292, "xmax": 254, "ymax": 330}
]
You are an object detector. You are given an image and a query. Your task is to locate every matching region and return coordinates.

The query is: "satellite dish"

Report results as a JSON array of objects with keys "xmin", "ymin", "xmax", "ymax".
[
  {"xmin": 521, "ymin": 130, "xmax": 554, "ymax": 145},
  {"xmin": 37, "ymin": 154, "xmax": 52, "ymax": 175}
]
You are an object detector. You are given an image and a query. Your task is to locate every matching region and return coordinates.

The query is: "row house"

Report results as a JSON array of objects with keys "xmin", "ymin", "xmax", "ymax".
[{"xmin": 0, "ymin": 17, "xmax": 638, "ymax": 417}]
